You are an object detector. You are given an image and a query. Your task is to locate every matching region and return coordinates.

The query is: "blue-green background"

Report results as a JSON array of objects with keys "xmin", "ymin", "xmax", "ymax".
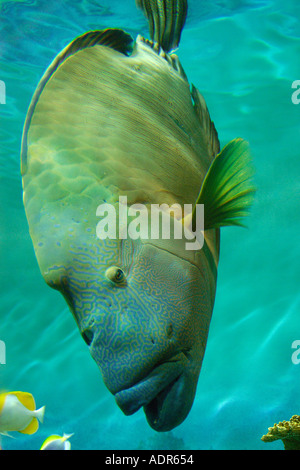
[{"xmin": 0, "ymin": 0, "xmax": 299, "ymax": 450}]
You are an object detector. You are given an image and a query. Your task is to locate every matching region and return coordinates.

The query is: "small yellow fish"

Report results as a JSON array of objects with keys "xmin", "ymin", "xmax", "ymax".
[
  {"xmin": 0, "ymin": 391, "xmax": 45, "ymax": 435},
  {"xmin": 40, "ymin": 433, "xmax": 73, "ymax": 450}
]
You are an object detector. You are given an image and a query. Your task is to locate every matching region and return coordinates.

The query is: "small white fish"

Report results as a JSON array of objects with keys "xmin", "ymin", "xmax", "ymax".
[
  {"xmin": 0, "ymin": 391, "xmax": 45, "ymax": 435},
  {"xmin": 40, "ymin": 433, "xmax": 73, "ymax": 450}
]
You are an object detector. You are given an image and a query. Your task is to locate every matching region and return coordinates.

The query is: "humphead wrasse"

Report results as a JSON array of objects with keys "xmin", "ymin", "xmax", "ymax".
[{"xmin": 21, "ymin": 0, "xmax": 255, "ymax": 431}]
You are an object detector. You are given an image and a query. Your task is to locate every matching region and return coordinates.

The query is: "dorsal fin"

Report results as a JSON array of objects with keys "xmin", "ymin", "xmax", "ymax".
[
  {"xmin": 21, "ymin": 29, "xmax": 133, "ymax": 175},
  {"xmin": 136, "ymin": 35, "xmax": 188, "ymax": 81},
  {"xmin": 7, "ymin": 391, "xmax": 36, "ymax": 410},
  {"xmin": 136, "ymin": 0, "xmax": 188, "ymax": 53},
  {"xmin": 191, "ymin": 84, "xmax": 220, "ymax": 159},
  {"xmin": 67, "ymin": 29, "xmax": 133, "ymax": 57}
]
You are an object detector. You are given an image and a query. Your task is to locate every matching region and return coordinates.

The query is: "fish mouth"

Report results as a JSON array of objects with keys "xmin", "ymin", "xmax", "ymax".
[{"xmin": 114, "ymin": 351, "xmax": 192, "ymax": 431}]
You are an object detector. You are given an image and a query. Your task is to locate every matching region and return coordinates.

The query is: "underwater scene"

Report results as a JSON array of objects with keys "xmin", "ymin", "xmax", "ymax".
[{"xmin": 0, "ymin": 0, "xmax": 300, "ymax": 451}]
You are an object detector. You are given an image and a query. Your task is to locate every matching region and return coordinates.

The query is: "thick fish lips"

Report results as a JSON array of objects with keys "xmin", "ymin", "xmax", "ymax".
[{"xmin": 114, "ymin": 352, "xmax": 190, "ymax": 431}]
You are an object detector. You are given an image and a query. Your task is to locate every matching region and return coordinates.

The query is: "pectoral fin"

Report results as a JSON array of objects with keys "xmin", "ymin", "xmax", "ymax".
[{"xmin": 192, "ymin": 138, "xmax": 256, "ymax": 230}]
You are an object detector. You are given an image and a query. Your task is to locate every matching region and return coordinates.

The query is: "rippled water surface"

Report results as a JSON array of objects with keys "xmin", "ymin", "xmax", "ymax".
[{"xmin": 0, "ymin": 0, "xmax": 299, "ymax": 450}]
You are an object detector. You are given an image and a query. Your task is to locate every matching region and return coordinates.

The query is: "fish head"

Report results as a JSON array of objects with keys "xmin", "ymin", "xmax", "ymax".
[{"xmin": 42, "ymin": 217, "xmax": 218, "ymax": 431}]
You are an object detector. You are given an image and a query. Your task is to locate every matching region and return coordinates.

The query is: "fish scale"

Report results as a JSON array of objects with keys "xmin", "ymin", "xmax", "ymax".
[{"xmin": 24, "ymin": 41, "xmax": 211, "ymax": 209}]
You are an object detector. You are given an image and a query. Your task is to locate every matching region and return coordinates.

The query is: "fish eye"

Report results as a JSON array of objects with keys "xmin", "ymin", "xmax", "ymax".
[
  {"xmin": 115, "ymin": 268, "xmax": 124, "ymax": 281},
  {"xmin": 105, "ymin": 266, "xmax": 126, "ymax": 285}
]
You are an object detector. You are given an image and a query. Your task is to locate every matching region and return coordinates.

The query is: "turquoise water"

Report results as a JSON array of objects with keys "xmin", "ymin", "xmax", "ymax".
[{"xmin": 0, "ymin": 0, "xmax": 299, "ymax": 451}]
